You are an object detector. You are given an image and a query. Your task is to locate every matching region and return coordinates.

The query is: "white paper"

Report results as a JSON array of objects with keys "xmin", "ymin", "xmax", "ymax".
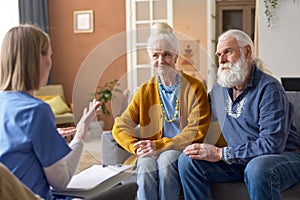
[{"xmin": 67, "ymin": 165, "xmax": 133, "ymax": 189}]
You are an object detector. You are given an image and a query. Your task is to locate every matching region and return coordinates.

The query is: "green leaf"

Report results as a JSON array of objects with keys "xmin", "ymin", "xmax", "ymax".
[{"xmin": 91, "ymin": 79, "xmax": 122, "ymax": 116}]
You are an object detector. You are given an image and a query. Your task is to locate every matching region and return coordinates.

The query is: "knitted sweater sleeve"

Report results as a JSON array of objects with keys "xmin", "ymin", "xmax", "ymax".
[
  {"xmin": 112, "ymin": 87, "xmax": 143, "ymax": 154},
  {"xmin": 112, "ymin": 77, "xmax": 163, "ymax": 154}
]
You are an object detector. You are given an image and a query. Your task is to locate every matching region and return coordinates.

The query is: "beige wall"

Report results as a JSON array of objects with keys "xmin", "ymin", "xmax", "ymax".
[
  {"xmin": 48, "ymin": 0, "xmax": 127, "ymax": 129},
  {"xmin": 48, "ymin": 0, "xmax": 127, "ymax": 99},
  {"xmin": 257, "ymin": 0, "xmax": 300, "ymax": 79},
  {"xmin": 174, "ymin": 0, "xmax": 208, "ymax": 82},
  {"xmin": 174, "ymin": 0, "xmax": 207, "ymax": 50}
]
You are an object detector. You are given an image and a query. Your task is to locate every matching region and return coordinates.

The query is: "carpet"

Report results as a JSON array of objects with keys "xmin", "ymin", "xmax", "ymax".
[{"xmin": 76, "ymin": 147, "xmax": 101, "ymax": 173}]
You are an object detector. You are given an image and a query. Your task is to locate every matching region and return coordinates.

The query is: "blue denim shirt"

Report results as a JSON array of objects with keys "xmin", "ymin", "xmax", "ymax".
[{"xmin": 209, "ymin": 65, "xmax": 300, "ymax": 164}]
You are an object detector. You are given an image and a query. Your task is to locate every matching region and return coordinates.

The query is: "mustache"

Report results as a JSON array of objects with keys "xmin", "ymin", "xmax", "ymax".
[
  {"xmin": 219, "ymin": 62, "xmax": 234, "ymax": 70},
  {"xmin": 157, "ymin": 64, "xmax": 171, "ymax": 68}
]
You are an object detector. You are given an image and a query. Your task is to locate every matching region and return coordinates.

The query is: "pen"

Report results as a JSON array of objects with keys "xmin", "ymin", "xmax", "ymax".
[{"xmin": 102, "ymin": 164, "xmax": 124, "ymax": 168}]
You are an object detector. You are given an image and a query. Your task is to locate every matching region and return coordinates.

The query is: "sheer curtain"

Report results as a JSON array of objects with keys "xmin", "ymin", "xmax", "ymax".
[{"xmin": 19, "ymin": 0, "xmax": 51, "ymax": 83}]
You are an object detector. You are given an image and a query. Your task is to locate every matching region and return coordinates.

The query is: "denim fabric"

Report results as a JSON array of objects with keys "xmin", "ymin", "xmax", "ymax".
[
  {"xmin": 178, "ymin": 152, "xmax": 300, "ymax": 200},
  {"xmin": 136, "ymin": 150, "xmax": 182, "ymax": 200}
]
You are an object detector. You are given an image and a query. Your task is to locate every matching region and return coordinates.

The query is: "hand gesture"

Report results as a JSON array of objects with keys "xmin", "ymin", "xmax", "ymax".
[
  {"xmin": 134, "ymin": 140, "xmax": 157, "ymax": 159},
  {"xmin": 57, "ymin": 127, "xmax": 76, "ymax": 137},
  {"xmin": 183, "ymin": 143, "xmax": 222, "ymax": 162},
  {"xmin": 75, "ymin": 99, "xmax": 102, "ymax": 139}
]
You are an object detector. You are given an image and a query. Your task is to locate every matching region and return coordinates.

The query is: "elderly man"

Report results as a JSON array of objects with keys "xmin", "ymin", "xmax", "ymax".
[{"xmin": 178, "ymin": 29, "xmax": 300, "ymax": 200}]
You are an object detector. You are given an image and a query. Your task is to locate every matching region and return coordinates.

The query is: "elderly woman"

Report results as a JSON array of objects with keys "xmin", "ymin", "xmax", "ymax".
[
  {"xmin": 112, "ymin": 23, "xmax": 225, "ymax": 200},
  {"xmin": 0, "ymin": 24, "xmax": 101, "ymax": 200}
]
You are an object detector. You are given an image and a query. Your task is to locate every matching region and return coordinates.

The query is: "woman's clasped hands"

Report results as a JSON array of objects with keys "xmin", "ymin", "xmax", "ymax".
[{"xmin": 134, "ymin": 140, "xmax": 158, "ymax": 159}]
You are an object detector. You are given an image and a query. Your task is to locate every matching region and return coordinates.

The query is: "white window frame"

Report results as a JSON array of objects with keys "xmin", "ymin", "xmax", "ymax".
[
  {"xmin": 126, "ymin": 0, "xmax": 173, "ymax": 92},
  {"xmin": 0, "ymin": 0, "xmax": 19, "ymax": 50}
]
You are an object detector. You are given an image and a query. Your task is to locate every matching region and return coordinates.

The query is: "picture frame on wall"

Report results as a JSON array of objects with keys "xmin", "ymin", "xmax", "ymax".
[{"xmin": 74, "ymin": 10, "xmax": 94, "ymax": 33}]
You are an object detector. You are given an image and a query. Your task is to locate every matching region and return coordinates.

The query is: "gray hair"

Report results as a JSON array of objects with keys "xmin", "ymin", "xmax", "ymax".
[
  {"xmin": 147, "ymin": 23, "xmax": 179, "ymax": 55},
  {"xmin": 218, "ymin": 29, "xmax": 255, "ymax": 62}
]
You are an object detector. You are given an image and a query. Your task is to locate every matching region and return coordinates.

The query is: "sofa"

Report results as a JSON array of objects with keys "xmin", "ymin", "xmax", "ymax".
[{"xmin": 101, "ymin": 91, "xmax": 300, "ymax": 200}]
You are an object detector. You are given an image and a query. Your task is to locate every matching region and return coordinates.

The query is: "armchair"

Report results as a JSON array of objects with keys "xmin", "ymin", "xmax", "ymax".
[
  {"xmin": 0, "ymin": 163, "xmax": 41, "ymax": 200},
  {"xmin": 101, "ymin": 91, "xmax": 300, "ymax": 200},
  {"xmin": 34, "ymin": 84, "xmax": 74, "ymax": 126}
]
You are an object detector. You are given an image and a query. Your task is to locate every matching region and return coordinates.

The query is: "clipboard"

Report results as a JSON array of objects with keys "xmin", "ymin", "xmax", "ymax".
[{"xmin": 52, "ymin": 165, "xmax": 134, "ymax": 198}]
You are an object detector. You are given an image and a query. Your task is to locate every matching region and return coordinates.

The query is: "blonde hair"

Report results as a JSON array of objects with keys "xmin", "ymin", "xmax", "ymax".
[
  {"xmin": 147, "ymin": 22, "xmax": 179, "ymax": 55},
  {"xmin": 0, "ymin": 24, "xmax": 50, "ymax": 91}
]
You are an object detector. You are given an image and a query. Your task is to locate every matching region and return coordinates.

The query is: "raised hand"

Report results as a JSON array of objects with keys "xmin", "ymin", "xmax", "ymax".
[
  {"xmin": 74, "ymin": 99, "xmax": 102, "ymax": 139},
  {"xmin": 57, "ymin": 127, "xmax": 76, "ymax": 137}
]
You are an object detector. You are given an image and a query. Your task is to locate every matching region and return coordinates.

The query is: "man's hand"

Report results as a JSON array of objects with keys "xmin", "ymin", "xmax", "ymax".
[
  {"xmin": 133, "ymin": 140, "xmax": 157, "ymax": 159},
  {"xmin": 184, "ymin": 143, "xmax": 222, "ymax": 162}
]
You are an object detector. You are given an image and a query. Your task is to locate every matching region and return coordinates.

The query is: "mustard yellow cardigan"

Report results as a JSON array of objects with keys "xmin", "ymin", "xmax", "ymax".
[{"xmin": 112, "ymin": 72, "xmax": 223, "ymax": 162}]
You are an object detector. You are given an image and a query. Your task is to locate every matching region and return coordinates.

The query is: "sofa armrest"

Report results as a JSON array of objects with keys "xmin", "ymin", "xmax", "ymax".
[
  {"xmin": 101, "ymin": 131, "xmax": 131, "ymax": 165},
  {"xmin": 286, "ymin": 91, "xmax": 300, "ymax": 135}
]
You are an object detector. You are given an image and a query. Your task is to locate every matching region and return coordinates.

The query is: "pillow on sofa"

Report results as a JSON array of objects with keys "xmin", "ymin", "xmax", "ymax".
[
  {"xmin": 44, "ymin": 95, "xmax": 71, "ymax": 115},
  {"xmin": 35, "ymin": 95, "xmax": 57, "ymax": 101}
]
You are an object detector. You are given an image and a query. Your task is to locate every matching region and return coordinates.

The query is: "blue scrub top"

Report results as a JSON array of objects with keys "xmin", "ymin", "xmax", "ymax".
[{"xmin": 0, "ymin": 91, "xmax": 71, "ymax": 200}]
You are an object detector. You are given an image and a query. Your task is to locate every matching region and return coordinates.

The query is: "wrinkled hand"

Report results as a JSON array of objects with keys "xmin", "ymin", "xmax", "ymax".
[
  {"xmin": 75, "ymin": 99, "xmax": 102, "ymax": 139},
  {"xmin": 133, "ymin": 140, "xmax": 157, "ymax": 159},
  {"xmin": 184, "ymin": 143, "xmax": 222, "ymax": 162},
  {"xmin": 57, "ymin": 127, "xmax": 76, "ymax": 137}
]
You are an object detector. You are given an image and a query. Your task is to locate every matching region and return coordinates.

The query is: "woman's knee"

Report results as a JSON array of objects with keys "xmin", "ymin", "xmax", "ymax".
[
  {"xmin": 137, "ymin": 157, "xmax": 157, "ymax": 173},
  {"xmin": 157, "ymin": 150, "xmax": 181, "ymax": 167}
]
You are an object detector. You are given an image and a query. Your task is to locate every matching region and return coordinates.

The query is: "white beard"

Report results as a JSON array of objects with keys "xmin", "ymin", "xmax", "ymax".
[{"xmin": 217, "ymin": 54, "xmax": 248, "ymax": 88}]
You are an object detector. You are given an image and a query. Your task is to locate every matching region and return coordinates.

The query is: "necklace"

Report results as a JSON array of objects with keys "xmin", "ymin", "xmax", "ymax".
[
  {"xmin": 158, "ymin": 75, "xmax": 180, "ymax": 123},
  {"xmin": 158, "ymin": 75, "xmax": 179, "ymax": 93}
]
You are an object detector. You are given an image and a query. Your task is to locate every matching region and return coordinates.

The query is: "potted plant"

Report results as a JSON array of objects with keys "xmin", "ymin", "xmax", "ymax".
[{"xmin": 94, "ymin": 79, "xmax": 122, "ymax": 116}]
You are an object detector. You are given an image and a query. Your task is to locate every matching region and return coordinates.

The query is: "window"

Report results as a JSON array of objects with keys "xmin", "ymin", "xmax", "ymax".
[
  {"xmin": 126, "ymin": 0, "xmax": 173, "ymax": 92},
  {"xmin": 0, "ymin": 0, "xmax": 19, "ymax": 49}
]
